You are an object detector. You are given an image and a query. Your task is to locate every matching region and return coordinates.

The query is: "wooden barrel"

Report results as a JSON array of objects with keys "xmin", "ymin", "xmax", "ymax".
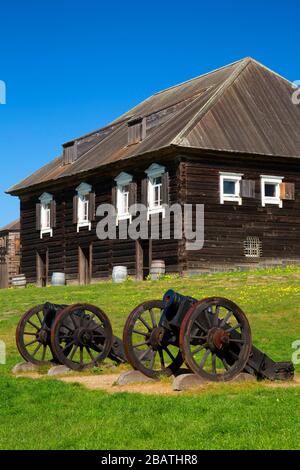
[
  {"xmin": 112, "ymin": 266, "xmax": 128, "ymax": 284},
  {"xmin": 51, "ymin": 272, "xmax": 66, "ymax": 286},
  {"xmin": 150, "ymin": 260, "xmax": 166, "ymax": 281},
  {"xmin": 12, "ymin": 274, "xmax": 26, "ymax": 289}
]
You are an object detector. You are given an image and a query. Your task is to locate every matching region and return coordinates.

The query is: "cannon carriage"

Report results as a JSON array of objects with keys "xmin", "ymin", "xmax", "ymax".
[
  {"xmin": 16, "ymin": 290, "xmax": 294, "ymax": 381},
  {"xmin": 123, "ymin": 290, "xmax": 294, "ymax": 382},
  {"xmin": 16, "ymin": 302, "xmax": 126, "ymax": 370}
]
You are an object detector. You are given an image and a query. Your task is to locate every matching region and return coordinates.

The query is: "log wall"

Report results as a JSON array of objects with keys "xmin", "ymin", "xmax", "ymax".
[
  {"xmin": 180, "ymin": 154, "xmax": 300, "ymax": 272},
  {"xmin": 20, "ymin": 158, "xmax": 181, "ymax": 284}
]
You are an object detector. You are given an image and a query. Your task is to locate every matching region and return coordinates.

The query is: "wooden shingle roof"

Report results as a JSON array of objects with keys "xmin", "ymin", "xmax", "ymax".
[
  {"xmin": 7, "ymin": 58, "xmax": 300, "ymax": 195},
  {"xmin": 0, "ymin": 219, "xmax": 20, "ymax": 234}
]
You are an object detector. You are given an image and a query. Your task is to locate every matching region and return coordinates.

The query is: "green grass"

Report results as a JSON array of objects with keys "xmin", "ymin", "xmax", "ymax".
[{"xmin": 1, "ymin": 267, "xmax": 300, "ymax": 450}]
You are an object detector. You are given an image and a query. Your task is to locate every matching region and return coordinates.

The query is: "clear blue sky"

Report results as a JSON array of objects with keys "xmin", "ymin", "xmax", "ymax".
[{"xmin": 0, "ymin": 0, "xmax": 299, "ymax": 227}]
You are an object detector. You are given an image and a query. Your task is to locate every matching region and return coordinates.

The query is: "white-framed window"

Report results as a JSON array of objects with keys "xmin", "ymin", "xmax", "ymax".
[
  {"xmin": 39, "ymin": 192, "xmax": 53, "ymax": 238},
  {"xmin": 114, "ymin": 172, "xmax": 133, "ymax": 224},
  {"xmin": 150, "ymin": 175, "xmax": 162, "ymax": 208},
  {"xmin": 145, "ymin": 163, "xmax": 166, "ymax": 217},
  {"xmin": 260, "ymin": 175, "xmax": 283, "ymax": 208},
  {"xmin": 220, "ymin": 172, "xmax": 243, "ymax": 205},
  {"xmin": 42, "ymin": 205, "xmax": 51, "ymax": 229},
  {"xmin": 76, "ymin": 182, "xmax": 92, "ymax": 231}
]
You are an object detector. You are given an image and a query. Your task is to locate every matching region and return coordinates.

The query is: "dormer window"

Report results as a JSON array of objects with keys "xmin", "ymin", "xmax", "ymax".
[
  {"xmin": 73, "ymin": 183, "xmax": 95, "ymax": 232},
  {"xmin": 36, "ymin": 193, "xmax": 56, "ymax": 238},
  {"xmin": 127, "ymin": 116, "xmax": 146, "ymax": 145},
  {"xmin": 144, "ymin": 163, "xmax": 169, "ymax": 218},
  {"xmin": 114, "ymin": 172, "xmax": 135, "ymax": 224},
  {"xmin": 63, "ymin": 141, "xmax": 78, "ymax": 165}
]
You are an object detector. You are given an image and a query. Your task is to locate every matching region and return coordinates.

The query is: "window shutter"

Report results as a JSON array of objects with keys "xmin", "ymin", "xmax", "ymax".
[
  {"xmin": 88, "ymin": 192, "xmax": 96, "ymax": 221},
  {"xmin": 241, "ymin": 180, "xmax": 256, "ymax": 198},
  {"xmin": 141, "ymin": 178, "xmax": 148, "ymax": 207},
  {"xmin": 162, "ymin": 172, "xmax": 169, "ymax": 205},
  {"xmin": 50, "ymin": 200, "xmax": 56, "ymax": 228},
  {"xmin": 280, "ymin": 182, "xmax": 295, "ymax": 200},
  {"xmin": 129, "ymin": 182, "xmax": 137, "ymax": 208},
  {"xmin": 36, "ymin": 204, "xmax": 41, "ymax": 231},
  {"xmin": 112, "ymin": 186, "xmax": 117, "ymax": 208},
  {"xmin": 73, "ymin": 195, "xmax": 78, "ymax": 224},
  {"xmin": 128, "ymin": 125, "xmax": 137, "ymax": 145}
]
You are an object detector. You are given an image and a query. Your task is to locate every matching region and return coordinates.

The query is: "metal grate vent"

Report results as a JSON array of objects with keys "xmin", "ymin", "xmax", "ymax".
[{"xmin": 243, "ymin": 237, "xmax": 262, "ymax": 258}]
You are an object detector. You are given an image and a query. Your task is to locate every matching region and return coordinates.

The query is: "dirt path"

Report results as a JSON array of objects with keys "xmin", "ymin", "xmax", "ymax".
[
  {"xmin": 15, "ymin": 372, "xmax": 300, "ymax": 395},
  {"xmin": 61, "ymin": 374, "xmax": 175, "ymax": 395}
]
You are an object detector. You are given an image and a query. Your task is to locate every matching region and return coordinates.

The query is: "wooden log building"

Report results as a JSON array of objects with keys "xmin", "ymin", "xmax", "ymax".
[
  {"xmin": 0, "ymin": 219, "xmax": 21, "ymax": 288},
  {"xmin": 6, "ymin": 57, "xmax": 300, "ymax": 285}
]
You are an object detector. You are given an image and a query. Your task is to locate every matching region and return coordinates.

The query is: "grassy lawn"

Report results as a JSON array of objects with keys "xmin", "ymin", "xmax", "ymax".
[{"xmin": 0, "ymin": 267, "xmax": 300, "ymax": 450}]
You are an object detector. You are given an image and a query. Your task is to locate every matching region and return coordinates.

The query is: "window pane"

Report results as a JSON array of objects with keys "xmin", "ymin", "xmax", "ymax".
[
  {"xmin": 42, "ymin": 204, "xmax": 51, "ymax": 229},
  {"xmin": 46, "ymin": 208, "xmax": 51, "ymax": 228},
  {"xmin": 154, "ymin": 186, "xmax": 161, "ymax": 206},
  {"xmin": 149, "ymin": 176, "xmax": 163, "ymax": 209},
  {"xmin": 83, "ymin": 200, "xmax": 89, "ymax": 220},
  {"xmin": 123, "ymin": 192, "xmax": 129, "ymax": 213},
  {"xmin": 265, "ymin": 183, "xmax": 276, "ymax": 197},
  {"xmin": 78, "ymin": 195, "xmax": 89, "ymax": 222},
  {"xmin": 223, "ymin": 180, "xmax": 235, "ymax": 195},
  {"xmin": 118, "ymin": 185, "xmax": 129, "ymax": 214}
]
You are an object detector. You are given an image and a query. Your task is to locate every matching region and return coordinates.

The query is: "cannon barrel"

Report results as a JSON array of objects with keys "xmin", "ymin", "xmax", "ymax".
[{"xmin": 161, "ymin": 289, "xmax": 197, "ymax": 326}]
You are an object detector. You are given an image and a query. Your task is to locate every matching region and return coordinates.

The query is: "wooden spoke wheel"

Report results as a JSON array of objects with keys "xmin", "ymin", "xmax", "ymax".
[
  {"xmin": 123, "ymin": 300, "xmax": 183, "ymax": 379},
  {"xmin": 180, "ymin": 297, "xmax": 252, "ymax": 382},
  {"xmin": 51, "ymin": 304, "xmax": 113, "ymax": 371},
  {"xmin": 16, "ymin": 305, "xmax": 59, "ymax": 365}
]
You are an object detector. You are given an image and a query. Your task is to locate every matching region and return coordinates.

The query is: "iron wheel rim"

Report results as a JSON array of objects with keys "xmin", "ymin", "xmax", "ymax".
[
  {"xmin": 123, "ymin": 300, "xmax": 183, "ymax": 379},
  {"xmin": 51, "ymin": 303, "xmax": 113, "ymax": 371},
  {"xmin": 16, "ymin": 305, "xmax": 58, "ymax": 365},
  {"xmin": 180, "ymin": 297, "xmax": 252, "ymax": 382}
]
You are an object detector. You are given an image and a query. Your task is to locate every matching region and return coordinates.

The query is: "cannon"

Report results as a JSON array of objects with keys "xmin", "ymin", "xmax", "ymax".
[
  {"xmin": 123, "ymin": 290, "xmax": 294, "ymax": 382},
  {"xmin": 16, "ymin": 290, "xmax": 294, "ymax": 381},
  {"xmin": 16, "ymin": 303, "xmax": 127, "ymax": 370}
]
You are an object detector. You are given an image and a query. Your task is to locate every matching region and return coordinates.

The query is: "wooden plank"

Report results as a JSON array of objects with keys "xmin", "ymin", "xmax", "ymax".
[{"xmin": 0, "ymin": 264, "xmax": 8, "ymax": 289}]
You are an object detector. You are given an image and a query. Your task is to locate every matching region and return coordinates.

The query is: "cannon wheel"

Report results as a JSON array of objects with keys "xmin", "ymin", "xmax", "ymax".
[
  {"xmin": 123, "ymin": 300, "xmax": 183, "ymax": 379},
  {"xmin": 51, "ymin": 304, "xmax": 113, "ymax": 371},
  {"xmin": 179, "ymin": 297, "xmax": 252, "ymax": 382},
  {"xmin": 16, "ymin": 305, "xmax": 59, "ymax": 365}
]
